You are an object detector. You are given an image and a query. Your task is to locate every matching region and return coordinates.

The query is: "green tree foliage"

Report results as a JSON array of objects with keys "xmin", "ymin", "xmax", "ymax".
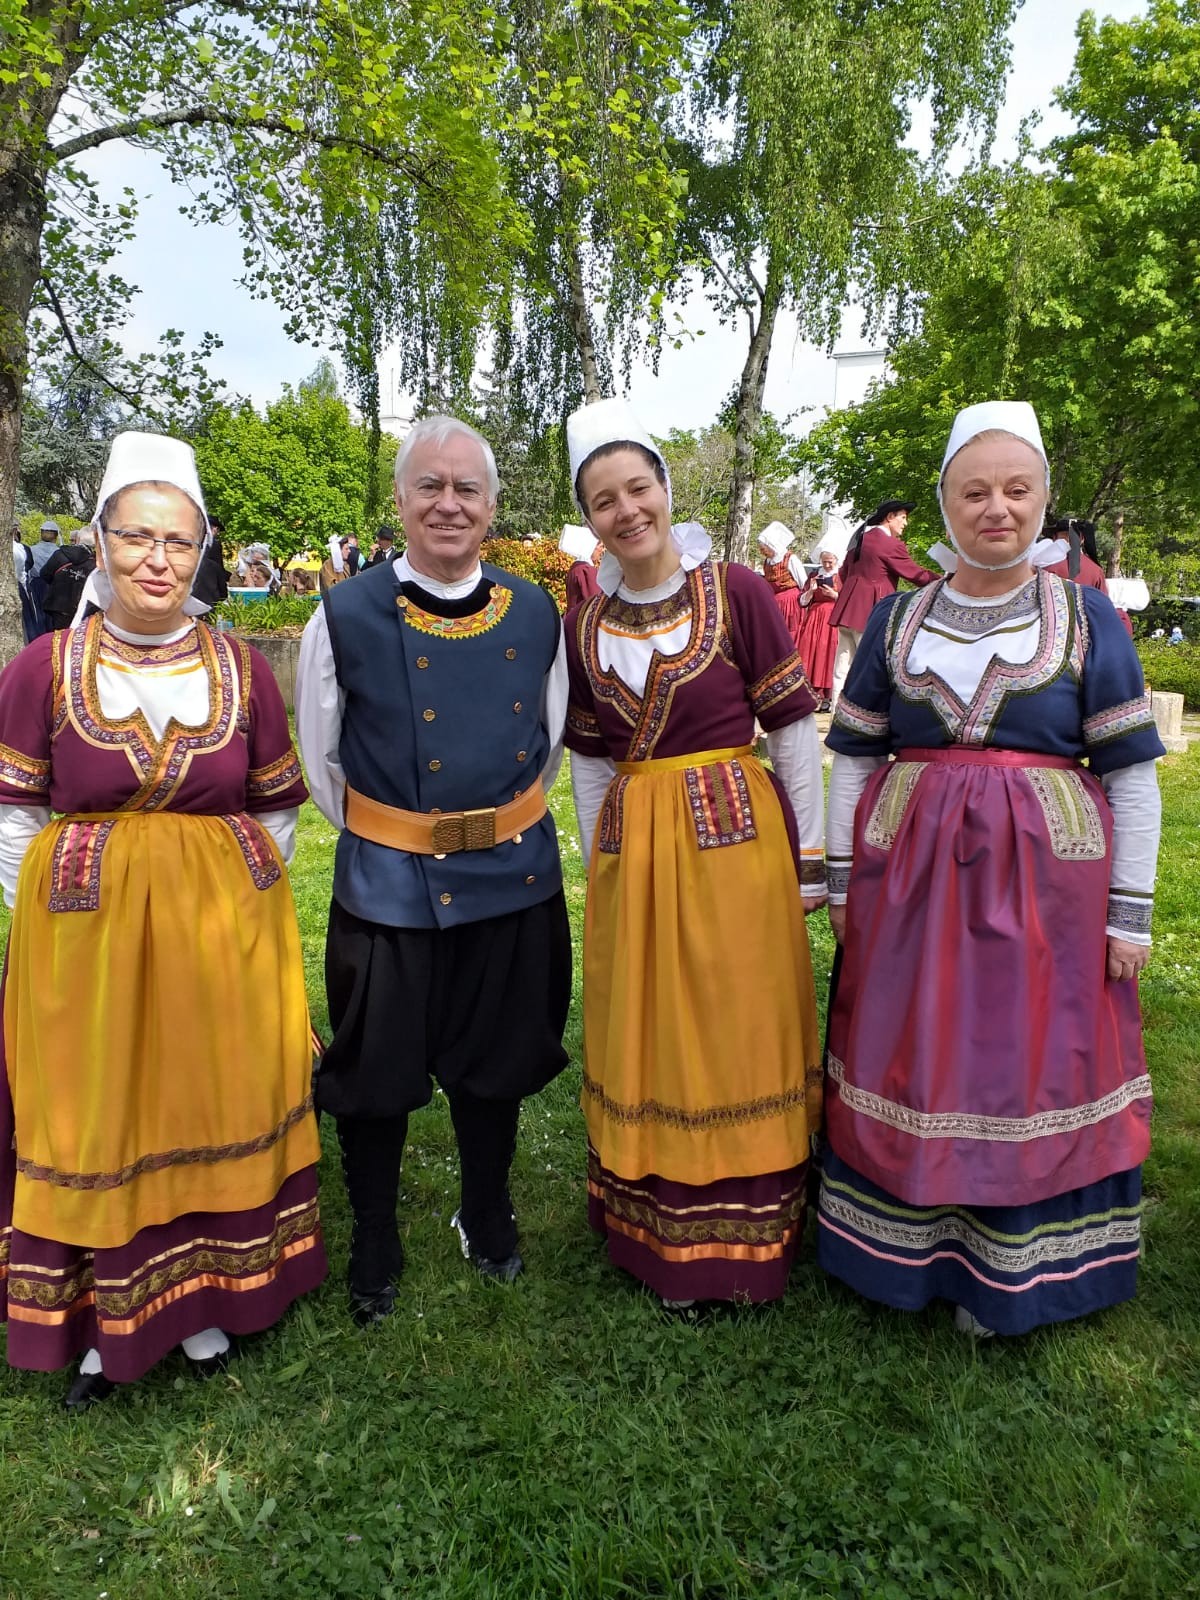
[
  {"xmin": 657, "ymin": 406, "xmax": 816, "ymax": 546},
  {"xmin": 799, "ymin": 1, "xmax": 1200, "ymax": 591},
  {"xmin": 673, "ymin": 0, "xmax": 1018, "ymax": 563},
  {"xmin": 195, "ymin": 366, "xmax": 376, "ymax": 562}
]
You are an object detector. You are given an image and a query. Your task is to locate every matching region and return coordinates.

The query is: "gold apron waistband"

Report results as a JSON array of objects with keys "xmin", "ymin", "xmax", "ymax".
[
  {"xmin": 344, "ymin": 778, "xmax": 546, "ymax": 854},
  {"xmin": 615, "ymin": 744, "xmax": 756, "ymax": 776}
]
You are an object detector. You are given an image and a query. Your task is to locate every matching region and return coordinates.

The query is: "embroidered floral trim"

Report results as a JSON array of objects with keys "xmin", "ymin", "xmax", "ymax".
[
  {"xmin": 819, "ymin": 1178, "xmax": 1142, "ymax": 1276},
  {"xmin": 750, "ymin": 653, "xmax": 814, "ymax": 718},
  {"xmin": 247, "ymin": 749, "xmax": 303, "ymax": 799},
  {"xmin": 1024, "ymin": 768, "xmax": 1106, "ymax": 861},
  {"xmin": 596, "ymin": 1184, "xmax": 805, "ymax": 1246},
  {"xmin": 15, "ymin": 1095, "xmax": 314, "ymax": 1191},
  {"xmin": 827, "ymin": 1054, "xmax": 1152, "ymax": 1141},
  {"xmin": 889, "ymin": 573, "xmax": 1085, "ymax": 745},
  {"xmin": 399, "ymin": 583, "xmax": 513, "ymax": 638},
  {"xmin": 222, "ymin": 813, "xmax": 282, "ymax": 889},
  {"xmin": 1106, "ymin": 889, "xmax": 1153, "ymax": 937},
  {"xmin": 800, "ymin": 852, "xmax": 827, "ymax": 887},
  {"xmin": 826, "ymin": 856, "xmax": 853, "ymax": 898},
  {"xmin": 685, "ymin": 757, "xmax": 757, "ymax": 849},
  {"xmin": 48, "ymin": 819, "xmax": 116, "ymax": 912},
  {"xmin": 0, "ymin": 739, "xmax": 50, "ymax": 797},
  {"xmin": 9, "ymin": 1200, "xmax": 321, "ymax": 1316},
  {"xmin": 1082, "ymin": 695, "xmax": 1157, "ymax": 747},
  {"xmin": 832, "ymin": 697, "xmax": 890, "ymax": 741},
  {"xmin": 67, "ymin": 615, "xmax": 239, "ymax": 811},
  {"xmin": 98, "ymin": 627, "xmax": 201, "ymax": 667},
  {"xmin": 863, "ymin": 762, "xmax": 927, "ymax": 851},
  {"xmin": 597, "ymin": 774, "xmax": 631, "ymax": 855},
  {"xmin": 566, "ymin": 702, "xmax": 604, "ymax": 742},
  {"xmin": 601, "ymin": 584, "xmax": 693, "ymax": 636},
  {"xmin": 583, "ymin": 1070, "xmax": 810, "ymax": 1130},
  {"xmin": 928, "ymin": 580, "xmax": 1039, "ymax": 638},
  {"xmin": 579, "ymin": 564, "xmax": 726, "ymax": 758}
]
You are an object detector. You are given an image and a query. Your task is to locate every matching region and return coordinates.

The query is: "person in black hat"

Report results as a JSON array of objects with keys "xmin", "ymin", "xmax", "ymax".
[
  {"xmin": 827, "ymin": 498, "xmax": 934, "ymax": 707},
  {"xmin": 366, "ymin": 525, "xmax": 398, "ymax": 567}
]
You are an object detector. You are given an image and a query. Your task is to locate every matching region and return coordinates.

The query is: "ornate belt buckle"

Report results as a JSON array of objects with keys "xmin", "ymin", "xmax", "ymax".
[
  {"xmin": 461, "ymin": 807, "xmax": 497, "ymax": 850},
  {"xmin": 430, "ymin": 814, "xmax": 465, "ymax": 853}
]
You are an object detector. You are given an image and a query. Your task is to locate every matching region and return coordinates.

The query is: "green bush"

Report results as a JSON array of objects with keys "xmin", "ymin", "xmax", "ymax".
[
  {"xmin": 1133, "ymin": 598, "xmax": 1200, "ymax": 640},
  {"xmin": 212, "ymin": 595, "xmax": 320, "ymax": 635},
  {"xmin": 1138, "ymin": 640, "xmax": 1200, "ymax": 710},
  {"xmin": 17, "ymin": 510, "xmax": 85, "ymax": 542}
]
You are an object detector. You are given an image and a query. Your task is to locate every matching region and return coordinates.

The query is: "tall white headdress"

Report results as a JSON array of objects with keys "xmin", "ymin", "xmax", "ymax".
[
  {"xmin": 566, "ymin": 397, "xmax": 710, "ymax": 594},
  {"xmin": 757, "ymin": 521, "xmax": 793, "ymax": 559},
  {"xmin": 938, "ymin": 401, "xmax": 1049, "ymax": 572},
  {"xmin": 74, "ymin": 431, "xmax": 213, "ymax": 624}
]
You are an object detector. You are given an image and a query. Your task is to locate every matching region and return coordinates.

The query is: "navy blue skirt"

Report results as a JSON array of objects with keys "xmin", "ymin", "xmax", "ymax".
[{"xmin": 817, "ymin": 1148, "xmax": 1143, "ymax": 1335}]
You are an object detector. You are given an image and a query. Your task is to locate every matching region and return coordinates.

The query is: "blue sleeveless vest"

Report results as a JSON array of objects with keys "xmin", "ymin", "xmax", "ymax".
[{"xmin": 325, "ymin": 562, "xmax": 563, "ymax": 929}]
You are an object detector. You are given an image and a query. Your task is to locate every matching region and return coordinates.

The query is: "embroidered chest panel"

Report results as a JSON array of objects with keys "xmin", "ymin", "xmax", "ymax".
[
  {"xmin": 60, "ymin": 616, "xmax": 246, "ymax": 810},
  {"xmin": 886, "ymin": 573, "xmax": 1087, "ymax": 745},
  {"xmin": 397, "ymin": 583, "xmax": 513, "ymax": 639},
  {"xmin": 579, "ymin": 564, "xmax": 727, "ymax": 760}
]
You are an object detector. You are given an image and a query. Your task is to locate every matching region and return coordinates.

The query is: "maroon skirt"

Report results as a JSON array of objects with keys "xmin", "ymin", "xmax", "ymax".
[
  {"xmin": 770, "ymin": 586, "xmax": 806, "ymax": 654},
  {"xmin": 0, "ymin": 1033, "xmax": 327, "ymax": 1382},
  {"xmin": 825, "ymin": 746, "xmax": 1151, "ymax": 1210}
]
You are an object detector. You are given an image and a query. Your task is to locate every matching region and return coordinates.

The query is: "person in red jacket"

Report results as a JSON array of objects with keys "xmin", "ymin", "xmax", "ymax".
[
  {"xmin": 1034, "ymin": 518, "xmax": 1134, "ymax": 637},
  {"xmin": 561, "ymin": 524, "xmax": 602, "ymax": 609},
  {"xmin": 828, "ymin": 500, "xmax": 935, "ymax": 706}
]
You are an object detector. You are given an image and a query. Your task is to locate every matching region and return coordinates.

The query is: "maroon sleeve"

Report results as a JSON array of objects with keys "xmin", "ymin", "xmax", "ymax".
[
  {"xmin": 563, "ymin": 600, "xmax": 610, "ymax": 757},
  {"xmin": 0, "ymin": 635, "xmax": 55, "ymax": 805},
  {"xmin": 242, "ymin": 643, "xmax": 308, "ymax": 812},
  {"xmin": 880, "ymin": 537, "xmax": 936, "ymax": 587},
  {"xmin": 721, "ymin": 563, "xmax": 818, "ymax": 731}
]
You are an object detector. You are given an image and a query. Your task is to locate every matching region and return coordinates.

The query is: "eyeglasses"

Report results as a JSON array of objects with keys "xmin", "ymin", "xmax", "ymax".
[{"xmin": 107, "ymin": 529, "xmax": 204, "ymax": 564}]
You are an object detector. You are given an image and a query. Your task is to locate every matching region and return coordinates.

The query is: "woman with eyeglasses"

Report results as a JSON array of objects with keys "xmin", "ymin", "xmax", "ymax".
[{"xmin": 0, "ymin": 432, "xmax": 326, "ymax": 1409}]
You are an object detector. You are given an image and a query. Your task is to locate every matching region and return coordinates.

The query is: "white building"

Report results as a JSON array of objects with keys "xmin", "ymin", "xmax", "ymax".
[{"xmin": 810, "ymin": 347, "xmax": 889, "ymax": 562}]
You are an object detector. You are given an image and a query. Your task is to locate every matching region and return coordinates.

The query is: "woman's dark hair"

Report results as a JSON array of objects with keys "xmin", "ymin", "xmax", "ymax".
[{"xmin": 575, "ymin": 441, "xmax": 666, "ymax": 513}]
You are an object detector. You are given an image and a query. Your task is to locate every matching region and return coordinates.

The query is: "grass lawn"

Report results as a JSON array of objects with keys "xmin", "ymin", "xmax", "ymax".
[{"xmin": 2, "ymin": 748, "xmax": 1198, "ymax": 1599}]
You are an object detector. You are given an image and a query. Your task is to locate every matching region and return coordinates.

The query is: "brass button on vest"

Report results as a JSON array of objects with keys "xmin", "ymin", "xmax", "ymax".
[
  {"xmin": 505, "ymin": 648, "xmax": 517, "ymax": 660},
  {"xmin": 428, "ymin": 759, "xmax": 442, "ymax": 772},
  {"xmin": 516, "ymin": 751, "xmax": 527, "ymax": 763},
  {"xmin": 416, "ymin": 656, "xmax": 429, "ymax": 669},
  {"xmin": 440, "ymin": 892, "xmax": 452, "ymax": 906},
  {"xmin": 525, "ymin": 875, "xmax": 536, "ymax": 885},
  {"xmin": 423, "ymin": 709, "xmax": 436, "ymax": 722}
]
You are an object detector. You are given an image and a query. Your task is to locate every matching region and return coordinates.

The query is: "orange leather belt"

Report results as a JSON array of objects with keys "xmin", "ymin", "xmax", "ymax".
[{"xmin": 344, "ymin": 778, "xmax": 546, "ymax": 855}]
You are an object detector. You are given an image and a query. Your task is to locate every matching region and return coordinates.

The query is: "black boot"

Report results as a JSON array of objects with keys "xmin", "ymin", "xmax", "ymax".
[
  {"xmin": 64, "ymin": 1370, "xmax": 115, "ymax": 1411},
  {"xmin": 448, "ymin": 1094, "xmax": 523, "ymax": 1281},
  {"xmin": 337, "ymin": 1116, "xmax": 407, "ymax": 1325}
]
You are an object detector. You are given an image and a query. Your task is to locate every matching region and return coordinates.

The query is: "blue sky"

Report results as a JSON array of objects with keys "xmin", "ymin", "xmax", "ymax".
[{"xmin": 74, "ymin": 0, "xmax": 1149, "ymax": 437}]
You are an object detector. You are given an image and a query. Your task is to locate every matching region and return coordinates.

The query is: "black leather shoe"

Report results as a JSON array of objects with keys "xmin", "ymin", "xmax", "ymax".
[
  {"xmin": 64, "ymin": 1371, "xmax": 115, "ymax": 1412},
  {"xmin": 349, "ymin": 1282, "xmax": 399, "ymax": 1327},
  {"xmin": 451, "ymin": 1211, "xmax": 524, "ymax": 1283},
  {"xmin": 189, "ymin": 1347, "xmax": 232, "ymax": 1380},
  {"xmin": 347, "ymin": 1227, "xmax": 404, "ymax": 1326}
]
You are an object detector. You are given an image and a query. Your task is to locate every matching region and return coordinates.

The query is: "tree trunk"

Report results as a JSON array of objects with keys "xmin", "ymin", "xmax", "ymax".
[
  {"xmin": 723, "ymin": 258, "xmax": 784, "ymax": 565},
  {"xmin": 1107, "ymin": 508, "xmax": 1125, "ymax": 579},
  {"xmin": 565, "ymin": 233, "xmax": 603, "ymax": 404},
  {"xmin": 0, "ymin": 149, "xmax": 49, "ymax": 663},
  {"xmin": 0, "ymin": 12, "xmax": 80, "ymax": 662}
]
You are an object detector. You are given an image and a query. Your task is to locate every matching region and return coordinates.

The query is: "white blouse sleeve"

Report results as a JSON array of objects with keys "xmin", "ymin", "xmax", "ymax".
[
  {"xmin": 765, "ymin": 717, "xmax": 826, "ymax": 896},
  {"xmin": 259, "ymin": 807, "xmax": 299, "ymax": 868},
  {"xmin": 539, "ymin": 630, "xmax": 568, "ymax": 795},
  {"xmin": 295, "ymin": 605, "xmax": 346, "ymax": 829},
  {"xmin": 825, "ymin": 752, "xmax": 887, "ymax": 904},
  {"xmin": 570, "ymin": 750, "xmax": 617, "ymax": 867},
  {"xmin": 1100, "ymin": 759, "xmax": 1161, "ymax": 945},
  {"xmin": 0, "ymin": 803, "xmax": 50, "ymax": 909}
]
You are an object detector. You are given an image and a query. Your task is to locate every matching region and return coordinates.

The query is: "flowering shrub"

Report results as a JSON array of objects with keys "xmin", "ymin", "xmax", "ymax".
[{"xmin": 483, "ymin": 538, "xmax": 575, "ymax": 612}]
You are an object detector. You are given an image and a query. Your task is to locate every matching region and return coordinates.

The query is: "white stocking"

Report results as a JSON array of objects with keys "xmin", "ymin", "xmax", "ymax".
[{"xmin": 181, "ymin": 1327, "xmax": 230, "ymax": 1362}]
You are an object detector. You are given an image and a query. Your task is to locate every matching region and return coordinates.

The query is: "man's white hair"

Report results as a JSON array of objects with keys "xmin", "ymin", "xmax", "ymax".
[{"xmin": 393, "ymin": 415, "xmax": 499, "ymax": 503}]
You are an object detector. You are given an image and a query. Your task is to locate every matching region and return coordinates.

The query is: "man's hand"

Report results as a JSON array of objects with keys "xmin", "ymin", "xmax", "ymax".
[
  {"xmin": 804, "ymin": 893, "xmax": 828, "ymax": 917},
  {"xmin": 1107, "ymin": 936, "xmax": 1150, "ymax": 982},
  {"xmin": 827, "ymin": 902, "xmax": 847, "ymax": 944}
]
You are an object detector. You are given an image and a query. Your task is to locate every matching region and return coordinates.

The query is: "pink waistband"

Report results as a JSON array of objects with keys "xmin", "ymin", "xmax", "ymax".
[{"xmin": 896, "ymin": 746, "xmax": 1082, "ymax": 771}]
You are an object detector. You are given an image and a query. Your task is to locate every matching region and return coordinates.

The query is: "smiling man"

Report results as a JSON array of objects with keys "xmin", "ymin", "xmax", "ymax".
[{"xmin": 296, "ymin": 416, "xmax": 571, "ymax": 1323}]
